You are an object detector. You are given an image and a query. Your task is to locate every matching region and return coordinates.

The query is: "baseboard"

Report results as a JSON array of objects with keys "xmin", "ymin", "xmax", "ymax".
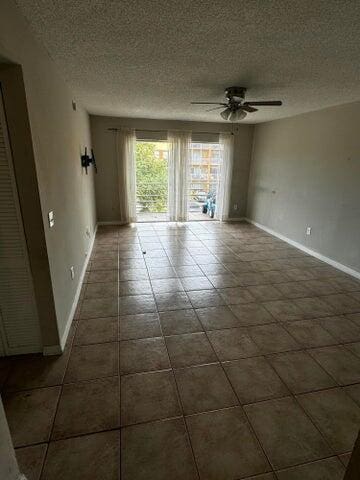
[
  {"xmin": 245, "ymin": 218, "xmax": 360, "ymax": 281},
  {"xmin": 43, "ymin": 225, "xmax": 98, "ymax": 355}
]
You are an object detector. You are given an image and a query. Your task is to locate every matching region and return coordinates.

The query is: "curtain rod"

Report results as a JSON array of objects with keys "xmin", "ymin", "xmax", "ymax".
[{"xmin": 107, "ymin": 127, "xmax": 234, "ymax": 135}]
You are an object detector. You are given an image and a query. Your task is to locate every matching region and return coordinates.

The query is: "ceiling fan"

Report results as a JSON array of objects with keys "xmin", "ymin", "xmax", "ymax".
[{"xmin": 191, "ymin": 87, "xmax": 282, "ymax": 121}]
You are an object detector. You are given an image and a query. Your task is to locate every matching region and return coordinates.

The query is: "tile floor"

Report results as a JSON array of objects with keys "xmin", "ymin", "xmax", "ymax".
[{"xmin": 2, "ymin": 220, "xmax": 360, "ymax": 479}]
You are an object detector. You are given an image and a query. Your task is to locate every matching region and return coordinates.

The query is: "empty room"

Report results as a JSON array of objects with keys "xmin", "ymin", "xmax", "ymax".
[{"xmin": 1, "ymin": 1, "xmax": 360, "ymax": 479}]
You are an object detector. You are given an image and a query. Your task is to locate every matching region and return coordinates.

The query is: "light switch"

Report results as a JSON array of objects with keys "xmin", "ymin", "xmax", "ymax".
[{"xmin": 48, "ymin": 211, "xmax": 54, "ymax": 228}]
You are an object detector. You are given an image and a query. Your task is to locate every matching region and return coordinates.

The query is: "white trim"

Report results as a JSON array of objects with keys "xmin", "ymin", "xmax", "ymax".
[
  {"xmin": 43, "ymin": 224, "xmax": 98, "ymax": 355},
  {"xmin": 245, "ymin": 218, "xmax": 360, "ymax": 280}
]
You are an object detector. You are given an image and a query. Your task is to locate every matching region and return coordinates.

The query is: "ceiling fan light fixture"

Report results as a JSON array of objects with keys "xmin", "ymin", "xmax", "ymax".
[
  {"xmin": 220, "ymin": 108, "xmax": 231, "ymax": 120},
  {"xmin": 229, "ymin": 109, "xmax": 247, "ymax": 122}
]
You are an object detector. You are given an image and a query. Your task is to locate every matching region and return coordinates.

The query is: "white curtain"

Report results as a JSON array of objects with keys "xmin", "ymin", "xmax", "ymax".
[
  {"xmin": 168, "ymin": 131, "xmax": 191, "ymax": 222},
  {"xmin": 116, "ymin": 128, "xmax": 137, "ymax": 223},
  {"xmin": 216, "ymin": 133, "xmax": 234, "ymax": 221}
]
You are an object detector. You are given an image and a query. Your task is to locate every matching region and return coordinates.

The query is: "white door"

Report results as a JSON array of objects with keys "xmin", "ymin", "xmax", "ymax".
[{"xmin": 0, "ymin": 85, "xmax": 42, "ymax": 355}]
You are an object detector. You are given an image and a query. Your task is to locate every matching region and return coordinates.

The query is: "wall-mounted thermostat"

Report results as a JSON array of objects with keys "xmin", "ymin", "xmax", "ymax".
[{"xmin": 48, "ymin": 211, "xmax": 54, "ymax": 228}]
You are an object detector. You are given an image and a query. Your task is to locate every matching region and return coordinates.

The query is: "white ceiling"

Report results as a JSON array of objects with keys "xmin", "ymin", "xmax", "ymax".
[{"xmin": 16, "ymin": 0, "xmax": 360, "ymax": 123}]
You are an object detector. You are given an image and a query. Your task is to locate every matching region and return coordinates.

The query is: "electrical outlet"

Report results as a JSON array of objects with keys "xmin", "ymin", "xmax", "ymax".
[
  {"xmin": 48, "ymin": 211, "xmax": 54, "ymax": 228},
  {"xmin": 306, "ymin": 227, "xmax": 312, "ymax": 235},
  {"xmin": 233, "ymin": 204, "xmax": 238, "ymax": 211},
  {"xmin": 70, "ymin": 266, "xmax": 75, "ymax": 279}
]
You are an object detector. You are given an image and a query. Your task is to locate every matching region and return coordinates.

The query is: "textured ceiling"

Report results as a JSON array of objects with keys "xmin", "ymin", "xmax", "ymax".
[{"xmin": 15, "ymin": 0, "xmax": 360, "ymax": 123}]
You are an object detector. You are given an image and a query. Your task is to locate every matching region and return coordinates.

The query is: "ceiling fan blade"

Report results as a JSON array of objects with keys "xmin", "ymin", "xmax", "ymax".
[
  {"xmin": 244, "ymin": 101, "xmax": 282, "ymax": 106},
  {"xmin": 206, "ymin": 106, "xmax": 226, "ymax": 112},
  {"xmin": 241, "ymin": 105, "xmax": 258, "ymax": 113},
  {"xmin": 191, "ymin": 102, "xmax": 227, "ymax": 105}
]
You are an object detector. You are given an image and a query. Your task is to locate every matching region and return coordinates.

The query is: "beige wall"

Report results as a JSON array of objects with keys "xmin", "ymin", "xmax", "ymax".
[
  {"xmin": 0, "ymin": 0, "xmax": 97, "ymax": 348},
  {"xmin": 90, "ymin": 115, "xmax": 254, "ymax": 222},
  {"xmin": 247, "ymin": 101, "xmax": 360, "ymax": 274}
]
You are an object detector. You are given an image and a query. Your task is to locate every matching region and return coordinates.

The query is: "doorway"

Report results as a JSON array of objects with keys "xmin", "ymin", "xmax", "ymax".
[
  {"xmin": 188, "ymin": 142, "xmax": 222, "ymax": 221},
  {"xmin": 135, "ymin": 140, "xmax": 169, "ymax": 222}
]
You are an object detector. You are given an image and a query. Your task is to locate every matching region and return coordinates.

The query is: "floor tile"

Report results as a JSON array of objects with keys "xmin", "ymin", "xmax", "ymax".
[
  {"xmin": 236, "ymin": 272, "xmax": 266, "ymax": 286},
  {"xmin": 200, "ymin": 264, "xmax": 231, "ymax": 275},
  {"xmin": 118, "ymin": 280, "xmax": 152, "ymax": 296},
  {"xmin": 317, "ymin": 315, "xmax": 360, "ymax": 343},
  {"xmin": 121, "ymin": 418, "xmax": 198, "ymax": 480},
  {"xmin": 309, "ymin": 345, "xmax": 360, "ymax": 385},
  {"xmin": 276, "ymin": 281, "xmax": 312, "ymax": 299},
  {"xmin": 148, "ymin": 266, "xmax": 177, "ymax": 279},
  {"xmin": 248, "ymin": 324, "xmax": 300, "ymax": 354},
  {"xmin": 229, "ymin": 302, "xmax": 275, "ymax": 326},
  {"xmin": 80, "ymin": 297, "xmax": 118, "ymax": 319},
  {"xmin": 345, "ymin": 341, "xmax": 360, "ymax": 359},
  {"xmin": 321, "ymin": 293, "xmax": 360, "ymax": 314},
  {"xmin": 118, "ymin": 268, "xmax": 149, "ymax": 281},
  {"xmin": 297, "ymin": 388, "xmax": 360, "ymax": 453},
  {"xmin": 345, "ymin": 383, "xmax": 360, "ymax": 406},
  {"xmin": 3, "ymin": 386, "xmax": 60, "ymax": 447},
  {"xmin": 165, "ymin": 332, "xmax": 217, "ymax": 368},
  {"xmin": 65, "ymin": 342, "xmax": 118, "ymax": 382},
  {"xmin": 174, "ymin": 363, "xmax": 238, "ymax": 414},
  {"xmin": 207, "ymin": 327, "xmax": 260, "ymax": 361},
  {"xmin": 174, "ymin": 265, "xmax": 204, "ymax": 277},
  {"xmin": 263, "ymin": 300, "xmax": 306, "ymax": 322},
  {"xmin": 119, "ymin": 312, "xmax": 161, "ymax": 340},
  {"xmin": 350, "ymin": 291, "xmax": 360, "ymax": 302},
  {"xmin": 294, "ymin": 297, "xmax": 335, "ymax": 318},
  {"xmin": 245, "ymin": 396, "xmax": 331, "ymax": 469},
  {"xmin": 119, "ymin": 294, "xmax": 156, "ymax": 314},
  {"xmin": 120, "ymin": 337, "xmax": 170, "ymax": 374},
  {"xmin": 3, "ymin": 352, "xmax": 69, "ymax": 392},
  {"xmin": 275, "ymin": 457, "xmax": 344, "ymax": 480},
  {"xmin": 15, "ymin": 444, "xmax": 47, "ymax": 480},
  {"xmin": 186, "ymin": 407, "xmax": 270, "ymax": 479},
  {"xmin": 245, "ymin": 475, "xmax": 276, "ymax": 480},
  {"xmin": 207, "ymin": 273, "xmax": 241, "ymax": 288},
  {"xmin": 283, "ymin": 319, "xmax": 337, "ymax": 348},
  {"xmin": 302, "ymin": 279, "xmax": 338, "ymax": 296},
  {"xmin": 91, "ymin": 258, "xmax": 118, "ymax": 271},
  {"xmin": 88, "ymin": 269, "xmax": 118, "ymax": 283},
  {"xmin": 74, "ymin": 317, "xmax": 118, "ymax": 345},
  {"xmin": 223, "ymin": 356, "xmax": 289, "ymax": 404},
  {"xmin": 195, "ymin": 305, "xmax": 240, "ymax": 330},
  {"xmin": 121, "ymin": 370, "xmax": 181, "ymax": 425},
  {"xmin": 217, "ymin": 286, "xmax": 255, "ymax": 305},
  {"xmin": 155, "ymin": 292, "xmax": 192, "ymax": 311},
  {"xmin": 145, "ymin": 257, "xmax": 171, "ymax": 268},
  {"xmin": 338, "ymin": 452, "xmax": 352, "ymax": 467},
  {"xmin": 330, "ymin": 276, "xmax": 360, "ymax": 293},
  {"xmin": 248, "ymin": 285, "xmax": 283, "ymax": 301},
  {"xmin": 285, "ymin": 268, "xmax": 316, "ymax": 281},
  {"xmin": 187, "ymin": 289, "xmax": 225, "ymax": 308},
  {"xmin": 151, "ymin": 278, "xmax": 184, "ymax": 293},
  {"xmin": 42, "ymin": 431, "xmax": 120, "ymax": 480},
  {"xmin": 85, "ymin": 281, "xmax": 117, "ymax": 299},
  {"xmin": 346, "ymin": 312, "xmax": 360, "ymax": 327},
  {"xmin": 52, "ymin": 377, "xmax": 119, "ymax": 439},
  {"xmin": 159, "ymin": 309, "xmax": 203, "ymax": 335},
  {"xmin": 180, "ymin": 276, "xmax": 214, "ymax": 291},
  {"xmin": 267, "ymin": 351, "xmax": 336, "ymax": 394}
]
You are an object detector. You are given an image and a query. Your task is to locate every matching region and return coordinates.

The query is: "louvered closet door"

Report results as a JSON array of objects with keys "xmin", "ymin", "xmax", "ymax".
[{"xmin": 0, "ymin": 85, "xmax": 42, "ymax": 355}]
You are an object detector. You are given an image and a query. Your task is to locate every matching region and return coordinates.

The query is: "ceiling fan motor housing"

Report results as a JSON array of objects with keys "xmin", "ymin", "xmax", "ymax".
[{"xmin": 225, "ymin": 86, "xmax": 246, "ymax": 102}]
